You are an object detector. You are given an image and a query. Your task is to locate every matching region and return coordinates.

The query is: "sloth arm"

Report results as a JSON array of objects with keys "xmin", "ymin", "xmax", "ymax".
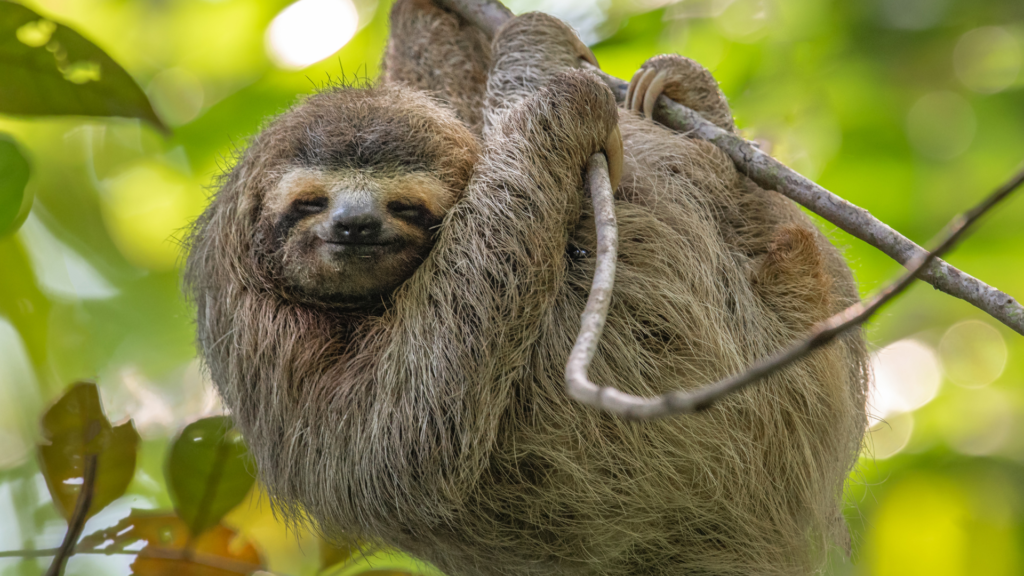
[
  {"xmin": 484, "ymin": 12, "xmax": 598, "ymax": 132},
  {"xmin": 383, "ymin": 0, "xmax": 491, "ymax": 133},
  {"xmin": 351, "ymin": 71, "xmax": 620, "ymax": 507}
]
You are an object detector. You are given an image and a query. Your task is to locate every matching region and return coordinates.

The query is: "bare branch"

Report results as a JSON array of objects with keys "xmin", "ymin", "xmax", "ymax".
[
  {"xmin": 436, "ymin": 0, "xmax": 1024, "ymax": 335},
  {"xmin": 568, "ymin": 165, "xmax": 1024, "ymax": 420},
  {"xmin": 45, "ymin": 454, "xmax": 97, "ymax": 576},
  {"xmin": 438, "ymin": 0, "xmax": 511, "ymax": 37},
  {"xmin": 0, "ymin": 545, "xmax": 272, "ymax": 575},
  {"xmin": 564, "ymin": 153, "xmax": 618, "ymax": 410},
  {"xmin": 604, "ymin": 75, "xmax": 1024, "ymax": 336}
]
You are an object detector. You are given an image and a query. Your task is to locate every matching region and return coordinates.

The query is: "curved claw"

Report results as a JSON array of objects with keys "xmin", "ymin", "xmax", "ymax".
[
  {"xmin": 642, "ymin": 70, "xmax": 669, "ymax": 119},
  {"xmin": 629, "ymin": 68, "xmax": 657, "ymax": 114},
  {"xmin": 604, "ymin": 125, "xmax": 623, "ymax": 192}
]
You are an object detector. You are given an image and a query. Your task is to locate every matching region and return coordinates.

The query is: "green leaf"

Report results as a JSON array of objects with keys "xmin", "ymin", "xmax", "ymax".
[
  {"xmin": 0, "ymin": 132, "xmax": 30, "ymax": 237},
  {"xmin": 0, "ymin": 1, "xmax": 166, "ymax": 131},
  {"xmin": 167, "ymin": 416, "xmax": 255, "ymax": 536},
  {"xmin": 37, "ymin": 381, "xmax": 140, "ymax": 521},
  {"xmin": 320, "ymin": 548, "xmax": 448, "ymax": 576}
]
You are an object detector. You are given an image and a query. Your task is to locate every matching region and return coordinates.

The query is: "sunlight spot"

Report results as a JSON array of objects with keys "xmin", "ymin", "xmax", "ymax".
[
  {"xmin": 716, "ymin": 0, "xmax": 770, "ymax": 43},
  {"xmin": 266, "ymin": 0, "xmax": 359, "ymax": 70},
  {"xmin": 906, "ymin": 91, "xmax": 975, "ymax": 160},
  {"xmin": 869, "ymin": 339, "xmax": 942, "ymax": 420},
  {"xmin": 867, "ymin": 411, "xmax": 914, "ymax": 460},
  {"xmin": 16, "ymin": 19, "xmax": 56, "ymax": 48},
  {"xmin": 954, "ymin": 26, "xmax": 1022, "ymax": 94},
  {"xmin": 939, "ymin": 320, "xmax": 1007, "ymax": 388},
  {"xmin": 62, "ymin": 60, "xmax": 101, "ymax": 84}
]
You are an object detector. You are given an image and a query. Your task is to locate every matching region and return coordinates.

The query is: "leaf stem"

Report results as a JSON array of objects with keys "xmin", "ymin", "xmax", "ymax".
[{"xmin": 45, "ymin": 453, "xmax": 97, "ymax": 576}]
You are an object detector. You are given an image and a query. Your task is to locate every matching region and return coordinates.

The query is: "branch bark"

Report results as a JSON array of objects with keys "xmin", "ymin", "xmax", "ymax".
[
  {"xmin": 567, "ymin": 163, "xmax": 1024, "ymax": 419},
  {"xmin": 436, "ymin": 0, "xmax": 1024, "ymax": 335},
  {"xmin": 0, "ymin": 546, "xmax": 270, "ymax": 575}
]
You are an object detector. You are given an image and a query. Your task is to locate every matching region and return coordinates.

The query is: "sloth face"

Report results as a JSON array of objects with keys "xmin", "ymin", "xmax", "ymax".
[{"xmin": 263, "ymin": 167, "xmax": 457, "ymax": 306}]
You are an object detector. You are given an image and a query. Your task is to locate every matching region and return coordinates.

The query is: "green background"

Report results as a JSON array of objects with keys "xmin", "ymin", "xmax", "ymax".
[{"xmin": 0, "ymin": 0, "xmax": 1022, "ymax": 574}]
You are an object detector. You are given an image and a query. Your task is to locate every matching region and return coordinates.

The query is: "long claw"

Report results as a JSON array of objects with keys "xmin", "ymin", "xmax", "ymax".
[
  {"xmin": 604, "ymin": 125, "xmax": 623, "ymax": 193},
  {"xmin": 642, "ymin": 70, "xmax": 669, "ymax": 119},
  {"xmin": 630, "ymin": 68, "xmax": 657, "ymax": 114},
  {"xmin": 626, "ymin": 68, "xmax": 644, "ymax": 110}
]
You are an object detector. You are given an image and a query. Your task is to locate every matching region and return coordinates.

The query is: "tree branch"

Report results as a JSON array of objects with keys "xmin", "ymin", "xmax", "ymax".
[
  {"xmin": 0, "ymin": 545, "xmax": 271, "ymax": 576},
  {"xmin": 45, "ymin": 454, "xmax": 97, "ymax": 576},
  {"xmin": 435, "ymin": 0, "xmax": 1024, "ymax": 335},
  {"xmin": 567, "ymin": 164, "xmax": 1024, "ymax": 419}
]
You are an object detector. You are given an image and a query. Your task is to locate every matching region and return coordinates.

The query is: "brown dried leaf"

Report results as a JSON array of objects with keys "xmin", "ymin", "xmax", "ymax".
[
  {"xmin": 81, "ymin": 510, "xmax": 263, "ymax": 576},
  {"xmin": 37, "ymin": 381, "xmax": 139, "ymax": 521}
]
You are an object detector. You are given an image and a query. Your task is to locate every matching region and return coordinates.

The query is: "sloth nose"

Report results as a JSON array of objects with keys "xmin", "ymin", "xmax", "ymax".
[{"xmin": 330, "ymin": 202, "xmax": 384, "ymax": 244}]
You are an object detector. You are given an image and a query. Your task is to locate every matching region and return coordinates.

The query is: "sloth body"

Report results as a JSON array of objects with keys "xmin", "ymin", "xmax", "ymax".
[{"xmin": 185, "ymin": 2, "xmax": 868, "ymax": 575}]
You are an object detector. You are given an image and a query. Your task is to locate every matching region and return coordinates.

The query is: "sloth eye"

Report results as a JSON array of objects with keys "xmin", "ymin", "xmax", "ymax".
[
  {"xmin": 387, "ymin": 200, "xmax": 427, "ymax": 221},
  {"xmin": 291, "ymin": 197, "xmax": 327, "ymax": 216}
]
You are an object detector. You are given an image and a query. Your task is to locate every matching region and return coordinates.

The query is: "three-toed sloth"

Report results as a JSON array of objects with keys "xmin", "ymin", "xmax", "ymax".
[{"xmin": 184, "ymin": 1, "xmax": 869, "ymax": 574}]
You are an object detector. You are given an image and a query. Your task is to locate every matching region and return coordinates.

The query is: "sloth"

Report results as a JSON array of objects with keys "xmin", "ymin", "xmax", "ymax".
[{"xmin": 184, "ymin": 1, "xmax": 869, "ymax": 575}]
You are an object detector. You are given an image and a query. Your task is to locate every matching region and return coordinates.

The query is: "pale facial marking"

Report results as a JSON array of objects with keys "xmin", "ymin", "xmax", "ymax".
[{"xmin": 262, "ymin": 166, "xmax": 457, "ymax": 306}]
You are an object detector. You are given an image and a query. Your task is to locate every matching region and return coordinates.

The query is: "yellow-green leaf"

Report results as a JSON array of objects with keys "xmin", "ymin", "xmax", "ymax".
[
  {"xmin": 320, "ymin": 548, "xmax": 447, "ymax": 576},
  {"xmin": 0, "ymin": 2, "xmax": 166, "ymax": 130},
  {"xmin": 167, "ymin": 416, "xmax": 255, "ymax": 536},
  {"xmin": 37, "ymin": 381, "xmax": 140, "ymax": 521},
  {"xmin": 0, "ymin": 133, "xmax": 30, "ymax": 237}
]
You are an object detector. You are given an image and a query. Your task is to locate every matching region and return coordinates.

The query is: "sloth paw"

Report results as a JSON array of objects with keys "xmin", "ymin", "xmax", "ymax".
[
  {"xmin": 540, "ymin": 69, "xmax": 621, "ymax": 190},
  {"xmin": 625, "ymin": 54, "xmax": 734, "ymax": 131}
]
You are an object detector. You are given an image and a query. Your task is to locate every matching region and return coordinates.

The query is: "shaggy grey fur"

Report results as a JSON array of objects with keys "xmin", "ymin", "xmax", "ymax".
[{"xmin": 184, "ymin": 2, "xmax": 868, "ymax": 575}]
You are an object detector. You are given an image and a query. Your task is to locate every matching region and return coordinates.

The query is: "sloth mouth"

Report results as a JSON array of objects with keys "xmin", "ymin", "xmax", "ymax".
[
  {"xmin": 322, "ymin": 239, "xmax": 405, "ymax": 259},
  {"xmin": 325, "ymin": 240, "xmax": 394, "ymax": 247}
]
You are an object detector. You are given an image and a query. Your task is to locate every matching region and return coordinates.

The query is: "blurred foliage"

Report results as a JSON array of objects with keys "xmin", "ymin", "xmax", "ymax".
[
  {"xmin": 0, "ymin": 2, "xmax": 164, "ymax": 129},
  {"xmin": 0, "ymin": 134, "xmax": 30, "ymax": 236},
  {"xmin": 0, "ymin": 0, "xmax": 1022, "ymax": 574}
]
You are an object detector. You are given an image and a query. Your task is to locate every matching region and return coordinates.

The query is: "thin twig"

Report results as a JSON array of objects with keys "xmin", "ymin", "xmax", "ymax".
[
  {"xmin": 435, "ymin": 0, "xmax": 1024, "ymax": 335},
  {"xmin": 45, "ymin": 454, "xmax": 97, "ymax": 576},
  {"xmin": 0, "ymin": 546, "xmax": 270, "ymax": 575},
  {"xmin": 567, "ymin": 165, "xmax": 1024, "ymax": 419}
]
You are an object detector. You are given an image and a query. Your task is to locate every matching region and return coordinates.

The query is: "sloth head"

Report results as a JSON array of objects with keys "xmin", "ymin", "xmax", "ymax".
[
  {"xmin": 193, "ymin": 85, "xmax": 481, "ymax": 309},
  {"xmin": 264, "ymin": 165, "xmax": 456, "ymax": 305}
]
